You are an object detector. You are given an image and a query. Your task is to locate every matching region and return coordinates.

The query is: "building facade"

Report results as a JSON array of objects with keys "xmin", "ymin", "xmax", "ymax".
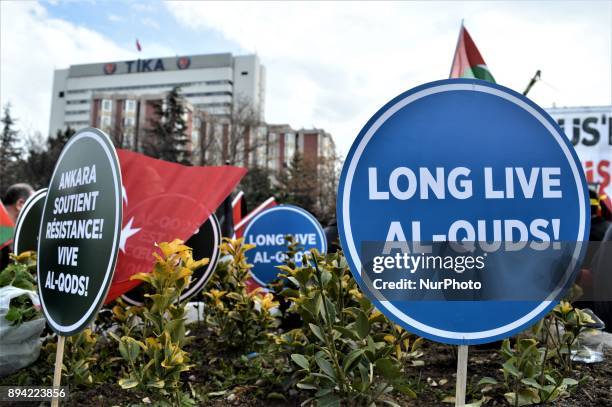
[
  {"xmin": 266, "ymin": 125, "xmax": 336, "ymax": 173},
  {"xmin": 49, "ymin": 53, "xmax": 266, "ymax": 136},
  {"xmin": 89, "ymin": 92, "xmax": 195, "ymax": 154},
  {"xmin": 48, "ymin": 51, "xmax": 337, "ymax": 175}
]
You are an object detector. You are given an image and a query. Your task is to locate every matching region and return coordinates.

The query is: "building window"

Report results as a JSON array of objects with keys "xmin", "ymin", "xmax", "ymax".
[
  {"xmin": 101, "ymin": 116, "xmax": 111, "ymax": 127},
  {"xmin": 125, "ymin": 100, "xmax": 136, "ymax": 112},
  {"xmin": 241, "ymin": 71, "xmax": 248, "ymax": 76},
  {"xmin": 284, "ymin": 133, "xmax": 295, "ymax": 163},
  {"xmin": 124, "ymin": 117, "xmax": 135, "ymax": 127},
  {"xmin": 102, "ymin": 99, "xmax": 112, "ymax": 112},
  {"xmin": 58, "ymin": 91, "xmax": 65, "ymax": 98},
  {"xmin": 66, "ymin": 99, "xmax": 88, "ymax": 105}
]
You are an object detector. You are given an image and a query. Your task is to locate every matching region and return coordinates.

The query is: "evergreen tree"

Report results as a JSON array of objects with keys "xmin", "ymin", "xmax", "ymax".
[
  {"xmin": 15, "ymin": 127, "xmax": 74, "ymax": 189},
  {"xmin": 143, "ymin": 87, "xmax": 191, "ymax": 164},
  {"xmin": 276, "ymin": 153, "xmax": 318, "ymax": 214},
  {"xmin": 240, "ymin": 166, "xmax": 275, "ymax": 209},
  {"xmin": 0, "ymin": 103, "xmax": 22, "ymax": 193}
]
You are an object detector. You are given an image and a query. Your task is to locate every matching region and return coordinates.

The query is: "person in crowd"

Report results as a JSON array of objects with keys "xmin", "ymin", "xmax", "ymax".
[
  {"xmin": 593, "ymin": 223, "xmax": 612, "ymax": 332},
  {"xmin": 2, "ymin": 183, "xmax": 34, "ymax": 224},
  {"xmin": 574, "ymin": 187, "xmax": 612, "ymax": 330},
  {"xmin": 0, "ymin": 183, "xmax": 34, "ymax": 269}
]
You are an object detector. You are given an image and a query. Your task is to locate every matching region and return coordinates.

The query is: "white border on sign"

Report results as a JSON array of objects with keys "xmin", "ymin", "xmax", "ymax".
[
  {"xmin": 13, "ymin": 188, "xmax": 47, "ymax": 254},
  {"xmin": 37, "ymin": 130, "xmax": 122, "ymax": 334},
  {"xmin": 341, "ymin": 83, "xmax": 586, "ymax": 340},
  {"xmin": 243, "ymin": 205, "xmax": 328, "ymax": 286}
]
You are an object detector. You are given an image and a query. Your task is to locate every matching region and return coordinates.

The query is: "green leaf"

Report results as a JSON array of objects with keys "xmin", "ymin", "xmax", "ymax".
[
  {"xmin": 504, "ymin": 388, "xmax": 540, "ymax": 406},
  {"xmin": 280, "ymin": 288, "xmax": 300, "ymax": 298},
  {"xmin": 118, "ymin": 377, "xmax": 139, "ymax": 389},
  {"xmin": 342, "ymin": 348, "xmax": 365, "ymax": 373},
  {"xmin": 5, "ymin": 306, "xmax": 21, "ymax": 322},
  {"xmin": 297, "ymin": 382, "xmax": 318, "ymax": 390},
  {"xmin": 334, "ymin": 325, "xmax": 359, "ymax": 340},
  {"xmin": 322, "ymin": 297, "xmax": 336, "ymax": 323},
  {"xmin": 502, "ymin": 360, "xmax": 520, "ymax": 378},
  {"xmin": 355, "ymin": 310, "xmax": 370, "ymax": 339},
  {"xmin": 317, "ymin": 393, "xmax": 341, "ymax": 407},
  {"xmin": 309, "ymin": 323, "xmax": 326, "ymax": 343},
  {"xmin": 521, "ymin": 377, "xmax": 543, "ymax": 390},
  {"xmin": 315, "ymin": 354, "xmax": 336, "ymax": 380},
  {"xmin": 146, "ymin": 379, "xmax": 165, "ymax": 388},
  {"xmin": 320, "ymin": 269, "xmax": 332, "ymax": 286},
  {"xmin": 375, "ymin": 358, "xmax": 401, "ymax": 381},
  {"xmin": 291, "ymin": 354, "xmax": 310, "ymax": 370},
  {"xmin": 267, "ymin": 392, "xmax": 286, "ymax": 400},
  {"xmin": 477, "ymin": 377, "xmax": 498, "ymax": 386},
  {"xmin": 394, "ymin": 383, "xmax": 416, "ymax": 398},
  {"xmin": 561, "ymin": 377, "xmax": 579, "ymax": 386},
  {"xmin": 310, "ymin": 372, "xmax": 335, "ymax": 382}
]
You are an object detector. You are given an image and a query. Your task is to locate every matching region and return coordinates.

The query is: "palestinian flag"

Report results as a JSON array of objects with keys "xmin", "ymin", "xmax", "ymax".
[
  {"xmin": 449, "ymin": 24, "xmax": 495, "ymax": 83},
  {"xmin": 0, "ymin": 202, "xmax": 14, "ymax": 250}
]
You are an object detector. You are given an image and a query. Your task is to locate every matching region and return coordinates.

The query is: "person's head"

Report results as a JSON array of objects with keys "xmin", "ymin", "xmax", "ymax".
[{"xmin": 2, "ymin": 183, "xmax": 34, "ymax": 223}]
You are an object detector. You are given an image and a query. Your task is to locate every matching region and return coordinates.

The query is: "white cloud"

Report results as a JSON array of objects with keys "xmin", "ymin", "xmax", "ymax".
[
  {"xmin": 166, "ymin": 1, "xmax": 612, "ymax": 156},
  {"xmin": 0, "ymin": 2, "xmax": 174, "ymax": 139},
  {"xmin": 0, "ymin": 2, "xmax": 132, "ymax": 137},
  {"xmin": 131, "ymin": 2, "xmax": 157, "ymax": 13},
  {"xmin": 140, "ymin": 16, "xmax": 160, "ymax": 30},
  {"xmin": 107, "ymin": 13, "xmax": 124, "ymax": 23}
]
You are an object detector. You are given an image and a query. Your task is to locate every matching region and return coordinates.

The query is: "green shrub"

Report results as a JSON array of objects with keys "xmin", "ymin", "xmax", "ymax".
[
  {"xmin": 277, "ymin": 250, "xmax": 416, "ymax": 406},
  {"xmin": 110, "ymin": 239, "xmax": 206, "ymax": 403},
  {"xmin": 548, "ymin": 301, "xmax": 595, "ymax": 373},
  {"xmin": 0, "ymin": 251, "xmax": 40, "ymax": 325},
  {"xmin": 43, "ymin": 329, "xmax": 98, "ymax": 387},
  {"xmin": 478, "ymin": 337, "xmax": 583, "ymax": 406},
  {"xmin": 202, "ymin": 237, "xmax": 279, "ymax": 352}
]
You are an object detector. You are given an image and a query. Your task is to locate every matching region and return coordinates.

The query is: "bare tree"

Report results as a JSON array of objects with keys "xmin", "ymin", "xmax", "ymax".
[
  {"xmin": 314, "ymin": 152, "xmax": 342, "ymax": 225},
  {"xmin": 194, "ymin": 96, "xmax": 266, "ymax": 168},
  {"xmin": 224, "ymin": 96, "xmax": 265, "ymax": 167},
  {"xmin": 110, "ymin": 116, "xmax": 126, "ymax": 149},
  {"xmin": 194, "ymin": 111, "xmax": 222, "ymax": 166}
]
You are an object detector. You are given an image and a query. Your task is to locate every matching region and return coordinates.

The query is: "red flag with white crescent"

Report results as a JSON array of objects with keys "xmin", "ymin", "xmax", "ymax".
[{"xmin": 105, "ymin": 149, "xmax": 246, "ymax": 303}]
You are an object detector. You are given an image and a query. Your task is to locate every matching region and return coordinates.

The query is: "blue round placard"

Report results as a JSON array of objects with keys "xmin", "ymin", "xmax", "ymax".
[
  {"xmin": 337, "ymin": 79, "xmax": 589, "ymax": 345},
  {"xmin": 244, "ymin": 204, "xmax": 327, "ymax": 286}
]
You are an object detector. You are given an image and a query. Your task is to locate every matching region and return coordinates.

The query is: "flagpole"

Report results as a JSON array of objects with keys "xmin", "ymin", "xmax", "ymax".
[{"xmin": 448, "ymin": 19, "xmax": 465, "ymax": 78}]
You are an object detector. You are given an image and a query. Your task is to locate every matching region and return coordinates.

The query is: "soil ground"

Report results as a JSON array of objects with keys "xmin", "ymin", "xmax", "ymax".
[{"xmin": 3, "ymin": 340, "xmax": 609, "ymax": 406}]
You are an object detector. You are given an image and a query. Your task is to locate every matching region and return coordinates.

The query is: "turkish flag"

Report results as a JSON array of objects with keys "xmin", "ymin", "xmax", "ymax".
[{"xmin": 104, "ymin": 149, "xmax": 246, "ymax": 303}]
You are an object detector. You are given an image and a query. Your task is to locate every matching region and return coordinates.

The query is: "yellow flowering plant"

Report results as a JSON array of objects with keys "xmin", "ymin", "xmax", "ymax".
[
  {"xmin": 202, "ymin": 237, "xmax": 280, "ymax": 352},
  {"xmin": 110, "ymin": 239, "xmax": 207, "ymax": 403}
]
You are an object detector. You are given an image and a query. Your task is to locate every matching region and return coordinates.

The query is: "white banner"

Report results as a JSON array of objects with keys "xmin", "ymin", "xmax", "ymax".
[{"xmin": 547, "ymin": 106, "xmax": 612, "ymax": 205}]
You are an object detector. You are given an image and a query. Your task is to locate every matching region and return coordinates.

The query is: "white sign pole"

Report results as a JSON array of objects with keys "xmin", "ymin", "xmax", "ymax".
[
  {"xmin": 51, "ymin": 335, "xmax": 66, "ymax": 407},
  {"xmin": 455, "ymin": 344, "xmax": 468, "ymax": 407}
]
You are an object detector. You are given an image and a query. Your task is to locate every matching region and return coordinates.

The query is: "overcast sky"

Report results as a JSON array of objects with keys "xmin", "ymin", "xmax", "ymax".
[{"xmin": 1, "ymin": 0, "xmax": 610, "ymax": 156}]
